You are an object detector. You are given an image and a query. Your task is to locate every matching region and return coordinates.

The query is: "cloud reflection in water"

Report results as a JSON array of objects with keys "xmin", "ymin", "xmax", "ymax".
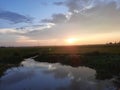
[{"xmin": 0, "ymin": 58, "xmax": 116, "ymax": 90}]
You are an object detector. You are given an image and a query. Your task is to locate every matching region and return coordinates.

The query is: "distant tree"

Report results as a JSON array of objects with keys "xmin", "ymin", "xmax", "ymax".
[{"xmin": 106, "ymin": 41, "xmax": 120, "ymax": 45}]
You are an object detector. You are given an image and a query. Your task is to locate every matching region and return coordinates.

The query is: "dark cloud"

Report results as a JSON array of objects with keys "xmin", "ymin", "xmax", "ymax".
[
  {"xmin": 0, "ymin": 10, "xmax": 33, "ymax": 24},
  {"xmin": 52, "ymin": 1, "xmax": 120, "ymax": 27},
  {"xmin": 54, "ymin": 0, "xmax": 90, "ymax": 12},
  {"xmin": 54, "ymin": 0, "xmax": 120, "ymax": 13},
  {"xmin": 28, "ymin": 1, "xmax": 120, "ymax": 40},
  {"xmin": 66, "ymin": 0, "xmax": 84, "ymax": 12},
  {"xmin": 41, "ymin": 13, "xmax": 67, "ymax": 23},
  {"xmin": 2, "ymin": 0, "xmax": 120, "ymax": 45},
  {"xmin": 53, "ymin": 2, "xmax": 64, "ymax": 6}
]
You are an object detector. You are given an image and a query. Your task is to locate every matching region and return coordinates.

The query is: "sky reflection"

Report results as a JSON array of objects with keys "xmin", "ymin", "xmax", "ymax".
[{"xmin": 0, "ymin": 58, "xmax": 116, "ymax": 90}]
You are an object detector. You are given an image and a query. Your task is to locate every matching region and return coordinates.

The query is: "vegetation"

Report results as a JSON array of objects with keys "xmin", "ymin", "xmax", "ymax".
[
  {"xmin": 35, "ymin": 52, "xmax": 120, "ymax": 80},
  {"xmin": 0, "ymin": 44, "xmax": 120, "ymax": 80}
]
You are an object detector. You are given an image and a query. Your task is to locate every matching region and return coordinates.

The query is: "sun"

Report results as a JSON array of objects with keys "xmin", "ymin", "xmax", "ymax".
[{"xmin": 66, "ymin": 38, "xmax": 77, "ymax": 44}]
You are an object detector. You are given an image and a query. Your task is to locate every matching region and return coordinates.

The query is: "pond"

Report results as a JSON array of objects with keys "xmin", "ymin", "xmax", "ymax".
[{"xmin": 0, "ymin": 58, "xmax": 118, "ymax": 90}]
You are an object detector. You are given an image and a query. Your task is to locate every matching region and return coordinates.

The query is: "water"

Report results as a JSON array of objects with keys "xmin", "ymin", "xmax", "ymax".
[{"xmin": 0, "ymin": 58, "xmax": 117, "ymax": 90}]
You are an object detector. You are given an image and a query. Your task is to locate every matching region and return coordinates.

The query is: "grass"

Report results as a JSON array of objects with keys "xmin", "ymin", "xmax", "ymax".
[{"xmin": 0, "ymin": 44, "xmax": 120, "ymax": 79}]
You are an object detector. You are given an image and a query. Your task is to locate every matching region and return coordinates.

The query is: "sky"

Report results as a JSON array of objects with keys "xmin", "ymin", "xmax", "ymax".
[{"xmin": 0, "ymin": 0, "xmax": 120, "ymax": 46}]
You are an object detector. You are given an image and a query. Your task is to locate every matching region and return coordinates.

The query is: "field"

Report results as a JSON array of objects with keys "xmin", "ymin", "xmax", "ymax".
[{"xmin": 0, "ymin": 44, "xmax": 120, "ymax": 79}]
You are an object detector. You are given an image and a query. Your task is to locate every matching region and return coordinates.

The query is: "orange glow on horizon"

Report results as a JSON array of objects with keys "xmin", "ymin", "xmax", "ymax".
[{"xmin": 66, "ymin": 38, "xmax": 78, "ymax": 44}]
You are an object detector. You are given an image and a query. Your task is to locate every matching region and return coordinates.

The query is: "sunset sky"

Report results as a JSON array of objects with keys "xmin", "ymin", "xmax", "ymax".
[{"xmin": 0, "ymin": 0, "xmax": 120, "ymax": 46}]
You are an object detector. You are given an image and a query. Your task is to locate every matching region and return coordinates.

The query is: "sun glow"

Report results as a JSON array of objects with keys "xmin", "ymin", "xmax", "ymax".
[{"xmin": 66, "ymin": 38, "xmax": 77, "ymax": 44}]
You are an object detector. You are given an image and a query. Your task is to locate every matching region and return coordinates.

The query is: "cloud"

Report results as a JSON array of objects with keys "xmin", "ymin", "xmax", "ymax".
[
  {"xmin": 11, "ymin": 35, "xmax": 58, "ymax": 46},
  {"xmin": 1, "ymin": 0, "xmax": 120, "ymax": 46},
  {"xmin": 41, "ymin": 13, "xmax": 68, "ymax": 24},
  {"xmin": 16, "ymin": 36, "xmax": 57, "ymax": 44},
  {"xmin": 0, "ymin": 28, "xmax": 26, "ymax": 34},
  {"xmin": 16, "ymin": 36, "xmax": 37, "ymax": 43},
  {"xmin": 27, "ymin": 1, "xmax": 120, "ymax": 41},
  {"xmin": 16, "ymin": 23, "xmax": 55, "ymax": 34},
  {"xmin": 0, "ymin": 10, "xmax": 33, "ymax": 24},
  {"xmin": 0, "ymin": 34, "xmax": 18, "ymax": 46},
  {"xmin": 54, "ymin": 0, "xmax": 120, "ymax": 13},
  {"xmin": 53, "ymin": 2, "xmax": 64, "ymax": 6},
  {"xmin": 52, "ymin": 1, "xmax": 120, "ymax": 32}
]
